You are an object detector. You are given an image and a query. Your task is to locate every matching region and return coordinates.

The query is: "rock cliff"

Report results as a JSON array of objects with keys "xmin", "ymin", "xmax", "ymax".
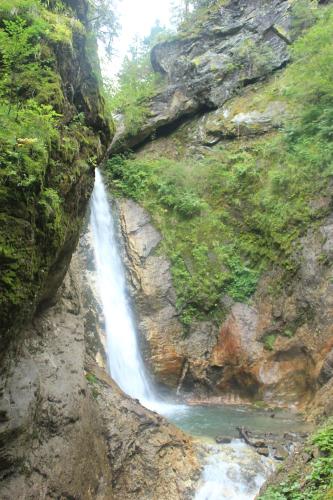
[
  {"xmin": 107, "ymin": 0, "xmax": 333, "ymax": 414},
  {"xmin": 0, "ymin": 0, "xmax": 111, "ymax": 358},
  {"xmin": 118, "ymin": 195, "xmax": 333, "ymax": 411},
  {"xmin": 0, "ymin": 249, "xmax": 200, "ymax": 499},
  {"xmin": 110, "ymin": 0, "xmax": 291, "ymax": 153}
]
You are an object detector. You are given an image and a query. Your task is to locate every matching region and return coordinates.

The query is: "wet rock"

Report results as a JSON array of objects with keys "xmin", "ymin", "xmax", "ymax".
[
  {"xmin": 0, "ymin": 252, "xmax": 200, "ymax": 499},
  {"xmin": 257, "ymin": 447, "xmax": 270, "ymax": 457},
  {"xmin": 273, "ymin": 445, "xmax": 289, "ymax": 461},
  {"xmin": 236, "ymin": 426, "xmax": 302, "ymax": 461},
  {"xmin": 237, "ymin": 427, "xmax": 266, "ymax": 448},
  {"xmin": 0, "ymin": 258, "xmax": 114, "ymax": 498},
  {"xmin": 90, "ymin": 363, "xmax": 200, "ymax": 500},
  {"xmin": 318, "ymin": 347, "xmax": 333, "ymax": 385},
  {"xmin": 215, "ymin": 436, "xmax": 232, "ymax": 444},
  {"xmin": 118, "ymin": 199, "xmax": 185, "ymax": 387}
]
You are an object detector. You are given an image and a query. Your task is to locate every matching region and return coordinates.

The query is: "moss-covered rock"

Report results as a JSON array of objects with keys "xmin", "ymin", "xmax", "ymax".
[{"xmin": 0, "ymin": 0, "xmax": 113, "ymax": 357}]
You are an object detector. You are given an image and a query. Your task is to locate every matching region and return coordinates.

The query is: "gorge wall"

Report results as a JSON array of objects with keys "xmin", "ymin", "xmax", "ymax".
[
  {"xmin": 1, "ymin": 0, "xmax": 333, "ymax": 497},
  {"xmin": 108, "ymin": 0, "xmax": 333, "ymax": 417},
  {"xmin": 119, "ymin": 196, "xmax": 333, "ymax": 412}
]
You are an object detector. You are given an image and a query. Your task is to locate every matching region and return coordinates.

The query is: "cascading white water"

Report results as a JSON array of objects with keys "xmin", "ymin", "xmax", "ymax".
[
  {"xmin": 194, "ymin": 441, "xmax": 274, "ymax": 500},
  {"xmin": 90, "ymin": 168, "xmax": 153, "ymax": 402}
]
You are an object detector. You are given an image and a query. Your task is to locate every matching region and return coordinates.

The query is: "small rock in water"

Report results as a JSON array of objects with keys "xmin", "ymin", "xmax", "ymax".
[
  {"xmin": 273, "ymin": 445, "xmax": 289, "ymax": 461},
  {"xmin": 253, "ymin": 440, "xmax": 267, "ymax": 448},
  {"xmin": 256, "ymin": 447, "xmax": 270, "ymax": 457},
  {"xmin": 215, "ymin": 436, "xmax": 232, "ymax": 444}
]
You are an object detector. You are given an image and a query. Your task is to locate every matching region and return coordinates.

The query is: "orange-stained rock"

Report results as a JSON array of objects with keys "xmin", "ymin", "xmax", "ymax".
[
  {"xmin": 119, "ymin": 196, "xmax": 333, "ymax": 412},
  {"xmin": 118, "ymin": 199, "xmax": 185, "ymax": 387},
  {"xmin": 211, "ymin": 303, "xmax": 262, "ymax": 367}
]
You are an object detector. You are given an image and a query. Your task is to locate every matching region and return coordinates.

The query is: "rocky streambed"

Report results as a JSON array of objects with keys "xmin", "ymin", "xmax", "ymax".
[{"xmin": 158, "ymin": 403, "xmax": 312, "ymax": 499}]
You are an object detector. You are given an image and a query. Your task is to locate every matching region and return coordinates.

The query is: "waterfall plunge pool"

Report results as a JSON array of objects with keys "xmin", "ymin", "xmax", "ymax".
[
  {"xmin": 158, "ymin": 403, "xmax": 311, "ymax": 500},
  {"xmin": 162, "ymin": 403, "xmax": 312, "ymax": 441}
]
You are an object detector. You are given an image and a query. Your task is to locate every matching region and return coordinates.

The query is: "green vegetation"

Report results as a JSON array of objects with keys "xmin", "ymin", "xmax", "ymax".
[
  {"xmin": 170, "ymin": 0, "xmax": 227, "ymax": 34},
  {"xmin": 263, "ymin": 334, "xmax": 277, "ymax": 351},
  {"xmin": 86, "ymin": 0, "xmax": 119, "ymax": 55},
  {"xmin": 106, "ymin": 3, "xmax": 333, "ymax": 327},
  {"xmin": 0, "ymin": 0, "xmax": 111, "ymax": 340},
  {"xmin": 106, "ymin": 46, "xmax": 159, "ymax": 136},
  {"xmin": 85, "ymin": 372, "xmax": 100, "ymax": 399},
  {"xmin": 85, "ymin": 372, "xmax": 98, "ymax": 384},
  {"xmin": 106, "ymin": 152, "xmax": 261, "ymax": 326},
  {"xmin": 260, "ymin": 419, "xmax": 333, "ymax": 499},
  {"xmin": 105, "ymin": 25, "xmax": 168, "ymax": 135},
  {"xmin": 290, "ymin": 0, "xmax": 320, "ymax": 38}
]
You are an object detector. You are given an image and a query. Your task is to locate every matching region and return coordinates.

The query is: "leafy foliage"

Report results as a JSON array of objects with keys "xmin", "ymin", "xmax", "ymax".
[
  {"xmin": 260, "ymin": 419, "xmax": 333, "ymax": 499},
  {"xmin": 105, "ymin": 28, "xmax": 166, "ymax": 135},
  {"xmin": 105, "ymin": 154, "xmax": 260, "ymax": 326},
  {"xmin": 87, "ymin": 0, "xmax": 119, "ymax": 55},
  {"xmin": 290, "ymin": 0, "xmax": 319, "ymax": 38},
  {"xmin": 106, "ymin": 3, "xmax": 333, "ymax": 328},
  {"xmin": 0, "ymin": 0, "xmax": 108, "ymax": 338}
]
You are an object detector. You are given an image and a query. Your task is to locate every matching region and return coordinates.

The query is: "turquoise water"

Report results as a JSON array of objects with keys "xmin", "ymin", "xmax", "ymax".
[
  {"xmin": 166, "ymin": 404, "xmax": 312, "ymax": 440},
  {"xmin": 162, "ymin": 404, "xmax": 312, "ymax": 500}
]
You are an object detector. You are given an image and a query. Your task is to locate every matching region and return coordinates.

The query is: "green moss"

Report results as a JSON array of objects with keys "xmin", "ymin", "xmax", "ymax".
[
  {"xmin": 263, "ymin": 334, "xmax": 277, "ymax": 351},
  {"xmin": 0, "ymin": 0, "xmax": 111, "ymax": 344},
  {"xmin": 85, "ymin": 372, "xmax": 98, "ymax": 384}
]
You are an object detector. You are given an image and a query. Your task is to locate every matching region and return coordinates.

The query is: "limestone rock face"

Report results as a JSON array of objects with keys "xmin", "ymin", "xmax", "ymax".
[
  {"xmin": 118, "ymin": 199, "xmax": 186, "ymax": 387},
  {"xmin": 184, "ymin": 216, "xmax": 333, "ymax": 407},
  {"xmin": 0, "ymin": 259, "xmax": 114, "ymax": 499},
  {"xmin": 117, "ymin": 192, "xmax": 333, "ymax": 409},
  {"xmin": 90, "ymin": 366, "xmax": 200, "ymax": 500},
  {"xmin": 110, "ymin": 0, "xmax": 291, "ymax": 153},
  {"xmin": 199, "ymin": 101, "xmax": 287, "ymax": 144}
]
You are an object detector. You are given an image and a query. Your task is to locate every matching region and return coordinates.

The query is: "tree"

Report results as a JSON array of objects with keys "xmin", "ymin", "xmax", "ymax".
[
  {"xmin": 87, "ymin": 0, "xmax": 119, "ymax": 55},
  {"xmin": 170, "ymin": 0, "xmax": 215, "ymax": 28},
  {"xmin": 170, "ymin": 0, "xmax": 191, "ymax": 26}
]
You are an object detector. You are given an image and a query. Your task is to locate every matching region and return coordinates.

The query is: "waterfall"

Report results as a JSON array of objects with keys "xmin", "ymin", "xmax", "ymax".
[
  {"xmin": 88, "ymin": 169, "xmax": 274, "ymax": 500},
  {"xmin": 90, "ymin": 168, "xmax": 153, "ymax": 402}
]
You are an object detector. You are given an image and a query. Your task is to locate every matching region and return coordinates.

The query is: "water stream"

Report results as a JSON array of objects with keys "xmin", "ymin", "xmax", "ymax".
[{"xmin": 89, "ymin": 169, "xmax": 304, "ymax": 499}]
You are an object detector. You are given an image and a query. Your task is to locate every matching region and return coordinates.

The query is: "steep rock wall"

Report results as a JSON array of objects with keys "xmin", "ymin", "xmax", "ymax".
[
  {"xmin": 108, "ymin": 0, "xmax": 333, "ymax": 412},
  {"xmin": 118, "ymin": 193, "xmax": 333, "ymax": 410},
  {"xmin": 110, "ymin": 0, "xmax": 291, "ymax": 153},
  {"xmin": 0, "ymin": 250, "xmax": 200, "ymax": 498},
  {"xmin": 0, "ymin": 0, "xmax": 111, "ymax": 359}
]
